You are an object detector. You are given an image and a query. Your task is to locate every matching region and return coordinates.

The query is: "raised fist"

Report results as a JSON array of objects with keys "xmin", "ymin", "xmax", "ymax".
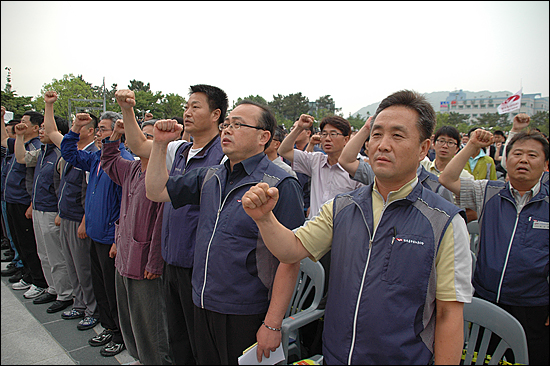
[
  {"xmin": 73, "ymin": 113, "xmax": 92, "ymax": 127},
  {"xmin": 297, "ymin": 114, "xmax": 314, "ymax": 130},
  {"xmin": 44, "ymin": 91, "xmax": 58, "ymax": 104},
  {"xmin": 1, "ymin": 106, "xmax": 5, "ymax": 118},
  {"xmin": 115, "ymin": 89, "xmax": 136, "ymax": 109},
  {"xmin": 153, "ymin": 119, "xmax": 183, "ymax": 144},
  {"xmin": 15, "ymin": 122, "xmax": 28, "ymax": 135},
  {"xmin": 469, "ymin": 128, "xmax": 494, "ymax": 149}
]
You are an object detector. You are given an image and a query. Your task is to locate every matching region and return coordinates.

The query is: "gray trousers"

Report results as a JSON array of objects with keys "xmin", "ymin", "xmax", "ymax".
[
  {"xmin": 60, "ymin": 218, "xmax": 97, "ymax": 317},
  {"xmin": 33, "ymin": 210, "xmax": 72, "ymax": 301},
  {"xmin": 115, "ymin": 271, "xmax": 170, "ymax": 365}
]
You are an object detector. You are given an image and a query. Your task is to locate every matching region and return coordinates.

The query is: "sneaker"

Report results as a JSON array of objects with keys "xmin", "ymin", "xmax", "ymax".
[
  {"xmin": 89, "ymin": 329, "xmax": 114, "ymax": 347},
  {"xmin": 100, "ymin": 341, "xmax": 125, "ymax": 357},
  {"xmin": 23, "ymin": 284, "xmax": 46, "ymax": 299},
  {"xmin": 77, "ymin": 316, "xmax": 99, "ymax": 330},
  {"xmin": 8, "ymin": 269, "xmax": 23, "ymax": 283},
  {"xmin": 12, "ymin": 279, "xmax": 31, "ymax": 290},
  {"xmin": 62, "ymin": 308, "xmax": 85, "ymax": 320}
]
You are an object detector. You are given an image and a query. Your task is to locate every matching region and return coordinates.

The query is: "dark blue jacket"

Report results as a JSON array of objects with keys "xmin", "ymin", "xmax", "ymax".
[
  {"xmin": 167, "ymin": 153, "xmax": 305, "ymax": 315},
  {"xmin": 4, "ymin": 137, "xmax": 42, "ymax": 205},
  {"xmin": 57, "ymin": 141, "xmax": 99, "ymax": 222},
  {"xmin": 323, "ymin": 182, "xmax": 465, "ymax": 365},
  {"xmin": 31, "ymin": 144, "xmax": 62, "ymax": 212},
  {"xmin": 61, "ymin": 131, "xmax": 133, "ymax": 244},
  {"xmin": 473, "ymin": 179, "xmax": 549, "ymax": 307},
  {"xmin": 162, "ymin": 135, "xmax": 224, "ymax": 268}
]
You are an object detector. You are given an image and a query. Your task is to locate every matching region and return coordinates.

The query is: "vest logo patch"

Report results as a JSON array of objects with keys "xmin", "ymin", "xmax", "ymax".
[
  {"xmin": 395, "ymin": 237, "xmax": 424, "ymax": 246},
  {"xmin": 532, "ymin": 220, "xmax": 549, "ymax": 230}
]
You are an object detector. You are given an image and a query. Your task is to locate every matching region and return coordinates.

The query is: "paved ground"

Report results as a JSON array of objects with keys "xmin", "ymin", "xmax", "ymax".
[{"xmin": 1, "ymin": 261, "xmax": 137, "ymax": 365}]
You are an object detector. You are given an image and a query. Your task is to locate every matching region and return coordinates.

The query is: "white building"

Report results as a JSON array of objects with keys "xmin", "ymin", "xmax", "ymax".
[{"xmin": 439, "ymin": 89, "xmax": 549, "ymax": 123}]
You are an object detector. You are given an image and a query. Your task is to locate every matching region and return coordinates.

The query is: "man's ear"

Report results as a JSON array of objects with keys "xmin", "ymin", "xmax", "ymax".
[
  {"xmin": 419, "ymin": 138, "xmax": 431, "ymax": 161},
  {"xmin": 211, "ymin": 109, "xmax": 221, "ymax": 124},
  {"xmin": 260, "ymin": 130, "xmax": 271, "ymax": 147}
]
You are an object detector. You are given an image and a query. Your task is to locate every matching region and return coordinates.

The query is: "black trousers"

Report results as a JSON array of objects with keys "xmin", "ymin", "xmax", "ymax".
[
  {"xmin": 163, "ymin": 263, "xmax": 197, "ymax": 365},
  {"xmin": 194, "ymin": 306, "xmax": 265, "ymax": 365},
  {"xmin": 5, "ymin": 202, "xmax": 47, "ymax": 288},
  {"xmin": 90, "ymin": 240, "xmax": 123, "ymax": 344}
]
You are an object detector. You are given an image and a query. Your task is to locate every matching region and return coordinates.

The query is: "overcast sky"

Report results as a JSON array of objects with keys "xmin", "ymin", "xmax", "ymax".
[{"xmin": 1, "ymin": 1, "xmax": 548, "ymax": 117}]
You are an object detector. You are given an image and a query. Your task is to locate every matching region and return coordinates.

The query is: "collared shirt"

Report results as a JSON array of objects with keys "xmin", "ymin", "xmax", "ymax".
[
  {"xmin": 468, "ymin": 148, "xmax": 486, "ymax": 172},
  {"xmin": 223, "ymin": 152, "xmax": 265, "ymax": 198},
  {"xmin": 293, "ymin": 149, "xmax": 364, "ymax": 219},
  {"xmin": 420, "ymin": 159, "xmax": 474, "ymax": 179},
  {"xmin": 294, "ymin": 176, "xmax": 471, "ymax": 302},
  {"xmin": 458, "ymin": 174, "xmax": 543, "ymax": 212}
]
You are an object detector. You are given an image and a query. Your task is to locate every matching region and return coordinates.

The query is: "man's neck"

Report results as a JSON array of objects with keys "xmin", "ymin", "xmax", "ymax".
[
  {"xmin": 24, "ymin": 134, "xmax": 38, "ymax": 143},
  {"xmin": 266, "ymin": 150, "xmax": 278, "ymax": 161},
  {"xmin": 434, "ymin": 158, "xmax": 449, "ymax": 172},
  {"xmin": 374, "ymin": 174, "xmax": 416, "ymax": 201},
  {"xmin": 470, "ymin": 148, "xmax": 481, "ymax": 159},
  {"xmin": 327, "ymin": 151, "xmax": 340, "ymax": 166},
  {"xmin": 191, "ymin": 130, "xmax": 218, "ymax": 149},
  {"xmin": 77, "ymin": 136, "xmax": 95, "ymax": 150},
  {"xmin": 295, "ymin": 140, "xmax": 307, "ymax": 151},
  {"xmin": 510, "ymin": 178, "xmax": 539, "ymax": 197}
]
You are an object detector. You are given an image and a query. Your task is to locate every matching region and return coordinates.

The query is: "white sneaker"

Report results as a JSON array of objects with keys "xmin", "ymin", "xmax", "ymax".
[
  {"xmin": 12, "ymin": 279, "xmax": 31, "ymax": 290},
  {"xmin": 23, "ymin": 284, "xmax": 46, "ymax": 299}
]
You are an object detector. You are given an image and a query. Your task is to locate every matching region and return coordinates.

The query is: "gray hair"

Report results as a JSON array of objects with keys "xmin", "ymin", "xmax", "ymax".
[
  {"xmin": 100, "ymin": 111, "xmax": 123, "ymax": 129},
  {"xmin": 141, "ymin": 119, "xmax": 157, "ymax": 129}
]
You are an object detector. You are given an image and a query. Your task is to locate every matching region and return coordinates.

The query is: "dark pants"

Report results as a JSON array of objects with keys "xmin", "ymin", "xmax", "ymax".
[
  {"xmin": 90, "ymin": 240, "xmax": 123, "ymax": 344},
  {"xmin": 5, "ymin": 202, "xmax": 47, "ymax": 288},
  {"xmin": 163, "ymin": 264, "xmax": 196, "ymax": 364},
  {"xmin": 194, "ymin": 306, "xmax": 265, "ymax": 365}
]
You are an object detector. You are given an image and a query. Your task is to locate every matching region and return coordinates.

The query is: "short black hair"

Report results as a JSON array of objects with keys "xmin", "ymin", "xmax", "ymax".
[
  {"xmin": 53, "ymin": 116, "xmax": 70, "ymax": 135},
  {"xmin": 372, "ymin": 90, "xmax": 435, "ymax": 142},
  {"xmin": 189, "ymin": 84, "xmax": 228, "ymax": 125},
  {"xmin": 506, "ymin": 130, "xmax": 549, "ymax": 162},
  {"xmin": 319, "ymin": 115, "xmax": 351, "ymax": 136},
  {"xmin": 23, "ymin": 111, "xmax": 44, "ymax": 126},
  {"xmin": 273, "ymin": 125, "xmax": 286, "ymax": 142},
  {"xmin": 434, "ymin": 125, "xmax": 461, "ymax": 146},
  {"xmin": 493, "ymin": 130, "xmax": 505, "ymax": 138},
  {"xmin": 236, "ymin": 99, "xmax": 276, "ymax": 150}
]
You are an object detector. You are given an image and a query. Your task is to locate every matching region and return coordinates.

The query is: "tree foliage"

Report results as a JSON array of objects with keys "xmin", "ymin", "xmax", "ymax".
[
  {"xmin": 347, "ymin": 113, "xmax": 368, "ymax": 131},
  {"xmin": 474, "ymin": 112, "xmax": 509, "ymax": 129},
  {"xmin": 529, "ymin": 111, "xmax": 549, "ymax": 135},
  {"xmin": 230, "ymin": 95, "xmax": 269, "ymax": 112},
  {"xmin": 1, "ymin": 67, "xmax": 33, "ymax": 119},
  {"xmin": 268, "ymin": 92, "xmax": 310, "ymax": 127}
]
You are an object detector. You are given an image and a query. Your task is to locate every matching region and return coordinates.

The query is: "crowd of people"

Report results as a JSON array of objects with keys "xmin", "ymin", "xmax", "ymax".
[{"xmin": 1, "ymin": 86, "xmax": 548, "ymax": 365}]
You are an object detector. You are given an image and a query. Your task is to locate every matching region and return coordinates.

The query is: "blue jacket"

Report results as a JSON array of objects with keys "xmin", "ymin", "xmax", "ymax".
[
  {"xmin": 57, "ymin": 141, "xmax": 99, "ymax": 222},
  {"xmin": 162, "ymin": 135, "xmax": 224, "ymax": 268},
  {"xmin": 1, "ymin": 146, "xmax": 12, "ymax": 201},
  {"xmin": 4, "ymin": 137, "xmax": 42, "ymax": 205},
  {"xmin": 61, "ymin": 131, "xmax": 133, "ymax": 244},
  {"xmin": 32, "ymin": 144, "xmax": 62, "ymax": 212},
  {"xmin": 473, "ymin": 179, "xmax": 549, "ymax": 307},
  {"xmin": 323, "ymin": 182, "xmax": 465, "ymax": 365},
  {"xmin": 166, "ymin": 153, "xmax": 305, "ymax": 315}
]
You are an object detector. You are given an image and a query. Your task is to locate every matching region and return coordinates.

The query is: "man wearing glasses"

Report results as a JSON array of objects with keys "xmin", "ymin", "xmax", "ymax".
[
  {"xmin": 421, "ymin": 125, "xmax": 473, "ymax": 180},
  {"xmin": 146, "ymin": 100, "xmax": 305, "ymax": 364},
  {"xmin": 278, "ymin": 114, "xmax": 363, "ymax": 220}
]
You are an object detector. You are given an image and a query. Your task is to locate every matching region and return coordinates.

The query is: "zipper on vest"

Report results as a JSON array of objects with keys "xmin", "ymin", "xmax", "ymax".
[
  {"xmin": 32, "ymin": 150, "xmax": 47, "ymax": 208},
  {"xmin": 348, "ymin": 194, "xmax": 403, "ymax": 364},
  {"xmin": 496, "ymin": 198, "xmax": 521, "ymax": 303}
]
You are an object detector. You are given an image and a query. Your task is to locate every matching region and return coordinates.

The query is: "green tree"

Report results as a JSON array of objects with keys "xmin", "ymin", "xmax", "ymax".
[
  {"xmin": 230, "ymin": 95, "xmax": 268, "ymax": 112},
  {"xmin": 474, "ymin": 112, "xmax": 509, "ymax": 128},
  {"xmin": 268, "ymin": 92, "xmax": 310, "ymax": 126},
  {"xmin": 435, "ymin": 112, "xmax": 450, "ymax": 133},
  {"xmin": 161, "ymin": 93, "xmax": 187, "ymax": 118},
  {"xmin": 311, "ymin": 95, "xmax": 343, "ymax": 122},
  {"xmin": 347, "ymin": 112, "xmax": 367, "ymax": 131},
  {"xmin": 529, "ymin": 111, "xmax": 549, "ymax": 135},
  {"xmin": 448, "ymin": 112, "xmax": 470, "ymax": 126},
  {"xmin": 1, "ymin": 67, "xmax": 34, "ymax": 119},
  {"xmin": 33, "ymin": 74, "xmax": 100, "ymax": 121},
  {"xmin": 128, "ymin": 80, "xmax": 163, "ymax": 119}
]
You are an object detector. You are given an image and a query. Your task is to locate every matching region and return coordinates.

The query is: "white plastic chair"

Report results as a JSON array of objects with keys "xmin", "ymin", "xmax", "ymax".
[
  {"xmin": 462, "ymin": 297, "xmax": 529, "ymax": 365},
  {"xmin": 281, "ymin": 257, "xmax": 325, "ymax": 364},
  {"xmin": 467, "ymin": 220, "xmax": 480, "ymax": 255}
]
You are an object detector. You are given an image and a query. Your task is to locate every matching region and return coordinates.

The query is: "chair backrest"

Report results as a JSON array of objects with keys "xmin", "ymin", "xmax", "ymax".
[
  {"xmin": 285, "ymin": 257, "xmax": 325, "ymax": 318},
  {"xmin": 467, "ymin": 220, "xmax": 480, "ymax": 255},
  {"xmin": 470, "ymin": 250, "xmax": 476, "ymax": 281},
  {"xmin": 463, "ymin": 297, "xmax": 529, "ymax": 365}
]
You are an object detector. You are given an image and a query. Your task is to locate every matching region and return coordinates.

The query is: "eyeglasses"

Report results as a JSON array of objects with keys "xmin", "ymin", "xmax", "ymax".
[
  {"xmin": 435, "ymin": 139, "xmax": 458, "ymax": 147},
  {"xmin": 320, "ymin": 132, "xmax": 344, "ymax": 139},
  {"xmin": 143, "ymin": 132, "xmax": 154, "ymax": 140},
  {"xmin": 219, "ymin": 122, "xmax": 264, "ymax": 131},
  {"xmin": 97, "ymin": 127, "xmax": 112, "ymax": 133}
]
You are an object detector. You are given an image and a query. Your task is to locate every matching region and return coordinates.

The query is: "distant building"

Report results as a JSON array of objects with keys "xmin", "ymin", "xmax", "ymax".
[{"xmin": 439, "ymin": 89, "xmax": 549, "ymax": 124}]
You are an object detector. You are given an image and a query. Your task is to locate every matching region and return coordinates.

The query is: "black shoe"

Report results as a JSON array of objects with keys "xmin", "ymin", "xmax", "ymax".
[
  {"xmin": 1, "ymin": 263, "xmax": 19, "ymax": 276},
  {"xmin": 8, "ymin": 269, "xmax": 24, "ymax": 283},
  {"xmin": 100, "ymin": 341, "xmax": 125, "ymax": 357},
  {"xmin": 33, "ymin": 292, "xmax": 57, "ymax": 304},
  {"xmin": 89, "ymin": 329, "xmax": 114, "ymax": 347},
  {"xmin": 1, "ymin": 239, "xmax": 10, "ymax": 250},
  {"xmin": 1, "ymin": 250, "xmax": 14, "ymax": 262},
  {"xmin": 47, "ymin": 299, "xmax": 73, "ymax": 313}
]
